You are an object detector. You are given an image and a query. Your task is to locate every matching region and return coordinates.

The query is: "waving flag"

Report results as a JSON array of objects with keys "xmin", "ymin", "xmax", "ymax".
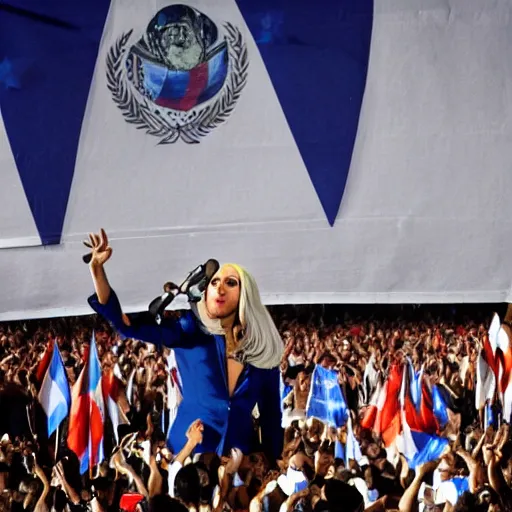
[
  {"xmin": 475, "ymin": 346, "xmax": 496, "ymax": 411},
  {"xmin": 335, "ymin": 439, "xmax": 345, "ymax": 461},
  {"xmin": 477, "ymin": 312, "xmax": 512, "ymax": 421},
  {"xmin": 360, "ymin": 380, "xmax": 382, "ymax": 430},
  {"xmin": 397, "ymin": 366, "xmax": 449, "ymax": 470},
  {"xmin": 404, "ymin": 378, "xmax": 438, "ymax": 435},
  {"xmin": 420, "ymin": 383, "xmax": 440, "ymax": 433},
  {"xmin": 306, "ymin": 365, "xmax": 348, "ymax": 427},
  {"xmin": 481, "ymin": 317, "xmax": 512, "ymax": 422},
  {"xmin": 402, "ymin": 358, "xmax": 439, "ymax": 434},
  {"xmin": 407, "ymin": 359, "xmax": 423, "ymax": 412},
  {"xmin": 38, "ymin": 343, "xmax": 71, "ymax": 436},
  {"xmin": 87, "ymin": 333, "xmax": 105, "ymax": 471},
  {"xmin": 488, "ymin": 314, "xmax": 501, "ymax": 361},
  {"xmin": 431, "ymin": 385, "xmax": 449, "ymax": 430},
  {"xmin": 102, "ymin": 368, "xmax": 127, "ymax": 444},
  {"xmin": 35, "ymin": 338, "xmax": 54, "ymax": 385},
  {"xmin": 402, "ymin": 430, "xmax": 450, "ymax": 470},
  {"xmin": 67, "ymin": 332, "xmax": 105, "ymax": 474},
  {"xmin": 363, "ymin": 355, "xmax": 379, "ymax": 404},
  {"xmin": 496, "ymin": 326, "xmax": 512, "ymax": 422},
  {"xmin": 373, "ymin": 365, "xmax": 402, "ymax": 446}
]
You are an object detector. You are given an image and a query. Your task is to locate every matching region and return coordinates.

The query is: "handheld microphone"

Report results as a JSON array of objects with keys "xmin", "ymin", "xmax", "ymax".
[{"xmin": 148, "ymin": 259, "xmax": 219, "ymax": 324}]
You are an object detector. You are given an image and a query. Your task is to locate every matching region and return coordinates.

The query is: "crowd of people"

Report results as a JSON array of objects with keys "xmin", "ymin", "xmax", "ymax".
[{"xmin": 0, "ymin": 302, "xmax": 510, "ymax": 512}]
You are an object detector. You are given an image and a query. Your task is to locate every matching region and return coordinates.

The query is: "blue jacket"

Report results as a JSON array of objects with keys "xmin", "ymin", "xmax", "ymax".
[{"xmin": 88, "ymin": 290, "xmax": 283, "ymax": 461}]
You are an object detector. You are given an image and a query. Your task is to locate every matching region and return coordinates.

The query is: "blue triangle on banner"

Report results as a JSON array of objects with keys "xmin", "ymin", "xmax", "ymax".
[
  {"xmin": 0, "ymin": 1, "xmax": 111, "ymax": 245},
  {"xmin": 236, "ymin": 0, "xmax": 373, "ymax": 225},
  {"xmin": 0, "ymin": 58, "xmax": 24, "ymax": 90}
]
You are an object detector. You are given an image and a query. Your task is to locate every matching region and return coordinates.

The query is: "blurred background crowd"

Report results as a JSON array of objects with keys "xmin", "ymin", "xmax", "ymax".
[{"xmin": 0, "ymin": 303, "xmax": 510, "ymax": 512}]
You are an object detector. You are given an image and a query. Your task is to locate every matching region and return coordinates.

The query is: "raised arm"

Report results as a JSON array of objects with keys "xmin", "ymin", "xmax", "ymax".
[
  {"xmin": 87, "ymin": 229, "xmax": 114, "ymax": 306},
  {"xmin": 86, "ymin": 229, "xmax": 194, "ymax": 347}
]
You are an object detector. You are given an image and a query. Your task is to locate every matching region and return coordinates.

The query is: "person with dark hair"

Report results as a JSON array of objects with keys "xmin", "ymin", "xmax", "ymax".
[
  {"xmin": 149, "ymin": 495, "xmax": 188, "ymax": 512},
  {"xmin": 323, "ymin": 479, "xmax": 364, "ymax": 512},
  {"xmin": 452, "ymin": 490, "xmax": 489, "ymax": 512},
  {"xmin": 174, "ymin": 464, "xmax": 201, "ymax": 510},
  {"xmin": 194, "ymin": 461, "xmax": 215, "ymax": 506}
]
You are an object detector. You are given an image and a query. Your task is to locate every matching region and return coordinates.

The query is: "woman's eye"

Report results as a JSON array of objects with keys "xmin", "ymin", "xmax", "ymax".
[{"xmin": 227, "ymin": 279, "xmax": 239, "ymax": 287}]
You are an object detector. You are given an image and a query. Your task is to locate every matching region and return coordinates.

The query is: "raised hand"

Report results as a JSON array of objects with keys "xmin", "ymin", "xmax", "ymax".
[
  {"xmin": 482, "ymin": 443, "xmax": 496, "ymax": 466},
  {"xmin": 186, "ymin": 419, "xmax": 204, "ymax": 445},
  {"xmin": 83, "ymin": 229, "xmax": 112, "ymax": 267},
  {"xmin": 416, "ymin": 458, "xmax": 440, "ymax": 477},
  {"xmin": 110, "ymin": 449, "xmax": 132, "ymax": 479}
]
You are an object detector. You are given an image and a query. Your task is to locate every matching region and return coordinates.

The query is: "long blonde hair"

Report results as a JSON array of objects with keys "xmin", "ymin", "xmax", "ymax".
[{"xmin": 192, "ymin": 263, "xmax": 284, "ymax": 369}]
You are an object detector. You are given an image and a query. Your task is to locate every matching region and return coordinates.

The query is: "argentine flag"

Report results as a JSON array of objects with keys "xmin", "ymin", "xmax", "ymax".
[{"xmin": 38, "ymin": 344, "xmax": 71, "ymax": 437}]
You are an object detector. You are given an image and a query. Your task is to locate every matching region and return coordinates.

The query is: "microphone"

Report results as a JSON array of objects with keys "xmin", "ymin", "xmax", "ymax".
[
  {"xmin": 148, "ymin": 259, "xmax": 219, "ymax": 323},
  {"xmin": 180, "ymin": 259, "xmax": 219, "ymax": 300}
]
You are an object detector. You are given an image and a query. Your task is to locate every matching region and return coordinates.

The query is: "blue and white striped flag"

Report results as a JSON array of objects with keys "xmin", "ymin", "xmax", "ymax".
[{"xmin": 38, "ymin": 344, "xmax": 71, "ymax": 436}]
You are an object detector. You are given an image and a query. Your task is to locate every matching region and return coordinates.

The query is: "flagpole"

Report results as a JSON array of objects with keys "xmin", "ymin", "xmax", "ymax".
[
  {"xmin": 55, "ymin": 426, "xmax": 59, "ymax": 461},
  {"xmin": 26, "ymin": 405, "xmax": 35, "ymax": 439}
]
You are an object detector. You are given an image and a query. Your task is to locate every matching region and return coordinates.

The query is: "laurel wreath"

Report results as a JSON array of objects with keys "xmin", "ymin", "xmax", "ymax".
[{"xmin": 106, "ymin": 23, "xmax": 248, "ymax": 144}]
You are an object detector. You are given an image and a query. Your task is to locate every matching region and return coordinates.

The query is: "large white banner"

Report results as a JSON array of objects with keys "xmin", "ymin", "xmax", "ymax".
[{"xmin": 0, "ymin": 0, "xmax": 511, "ymax": 319}]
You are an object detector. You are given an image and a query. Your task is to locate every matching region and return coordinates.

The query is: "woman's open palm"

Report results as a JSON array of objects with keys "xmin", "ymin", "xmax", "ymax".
[{"xmin": 84, "ymin": 228, "xmax": 112, "ymax": 266}]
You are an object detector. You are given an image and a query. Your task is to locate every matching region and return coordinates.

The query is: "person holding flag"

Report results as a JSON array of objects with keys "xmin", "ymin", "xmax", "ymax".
[{"xmin": 85, "ymin": 229, "xmax": 284, "ymax": 462}]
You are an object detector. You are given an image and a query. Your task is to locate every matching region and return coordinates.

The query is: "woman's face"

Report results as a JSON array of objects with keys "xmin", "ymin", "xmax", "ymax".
[{"xmin": 206, "ymin": 265, "xmax": 241, "ymax": 320}]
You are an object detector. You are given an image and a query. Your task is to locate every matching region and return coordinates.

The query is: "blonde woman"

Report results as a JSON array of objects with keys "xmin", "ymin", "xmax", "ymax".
[{"xmin": 87, "ymin": 230, "xmax": 284, "ymax": 462}]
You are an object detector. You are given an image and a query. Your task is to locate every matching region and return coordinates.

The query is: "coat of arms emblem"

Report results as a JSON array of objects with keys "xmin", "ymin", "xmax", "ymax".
[{"xmin": 106, "ymin": 4, "xmax": 249, "ymax": 144}]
